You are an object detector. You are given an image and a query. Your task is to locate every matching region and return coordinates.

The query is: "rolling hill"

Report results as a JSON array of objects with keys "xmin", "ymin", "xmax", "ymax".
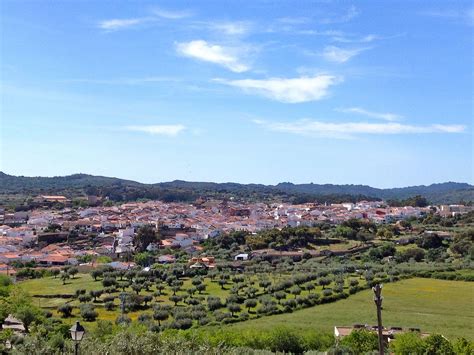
[{"xmin": 0, "ymin": 172, "xmax": 472, "ymax": 205}]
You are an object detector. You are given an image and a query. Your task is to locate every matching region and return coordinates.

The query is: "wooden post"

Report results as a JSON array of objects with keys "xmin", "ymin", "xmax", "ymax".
[{"xmin": 373, "ymin": 284, "xmax": 384, "ymax": 355}]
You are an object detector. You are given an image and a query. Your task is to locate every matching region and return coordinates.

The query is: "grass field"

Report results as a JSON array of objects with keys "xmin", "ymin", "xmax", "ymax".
[
  {"xmin": 19, "ymin": 273, "xmax": 474, "ymax": 340},
  {"xmin": 229, "ymin": 278, "xmax": 474, "ymax": 340}
]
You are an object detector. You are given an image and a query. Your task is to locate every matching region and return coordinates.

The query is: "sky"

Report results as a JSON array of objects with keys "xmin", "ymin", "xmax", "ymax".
[{"xmin": 0, "ymin": 0, "xmax": 472, "ymax": 188}]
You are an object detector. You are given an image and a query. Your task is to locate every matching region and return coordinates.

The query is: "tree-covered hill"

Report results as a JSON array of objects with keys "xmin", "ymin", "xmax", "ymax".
[{"xmin": 0, "ymin": 172, "xmax": 472, "ymax": 204}]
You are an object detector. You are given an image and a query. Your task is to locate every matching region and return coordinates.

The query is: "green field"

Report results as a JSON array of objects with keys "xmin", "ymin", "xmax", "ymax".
[
  {"xmin": 18, "ymin": 273, "xmax": 474, "ymax": 340},
  {"xmin": 229, "ymin": 278, "xmax": 474, "ymax": 340}
]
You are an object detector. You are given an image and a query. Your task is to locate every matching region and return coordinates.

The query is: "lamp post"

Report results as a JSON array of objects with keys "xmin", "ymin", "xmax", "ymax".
[
  {"xmin": 372, "ymin": 284, "xmax": 384, "ymax": 355},
  {"xmin": 70, "ymin": 321, "xmax": 85, "ymax": 355}
]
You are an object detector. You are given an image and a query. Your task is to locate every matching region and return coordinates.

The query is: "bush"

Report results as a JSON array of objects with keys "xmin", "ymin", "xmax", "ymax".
[
  {"xmin": 268, "ymin": 327, "xmax": 304, "ymax": 353},
  {"xmin": 340, "ymin": 329, "xmax": 378, "ymax": 353},
  {"xmin": 115, "ymin": 314, "xmax": 132, "ymax": 326},
  {"xmin": 390, "ymin": 332, "xmax": 426, "ymax": 354},
  {"xmin": 57, "ymin": 304, "xmax": 73, "ymax": 318},
  {"xmin": 423, "ymin": 334, "xmax": 455, "ymax": 354},
  {"xmin": 80, "ymin": 304, "xmax": 98, "ymax": 322}
]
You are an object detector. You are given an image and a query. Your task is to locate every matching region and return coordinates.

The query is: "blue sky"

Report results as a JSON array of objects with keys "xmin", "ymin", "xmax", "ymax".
[{"xmin": 1, "ymin": 0, "xmax": 472, "ymax": 187}]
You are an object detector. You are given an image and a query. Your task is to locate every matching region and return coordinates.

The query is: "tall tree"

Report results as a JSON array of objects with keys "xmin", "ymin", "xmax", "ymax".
[{"xmin": 133, "ymin": 225, "xmax": 157, "ymax": 252}]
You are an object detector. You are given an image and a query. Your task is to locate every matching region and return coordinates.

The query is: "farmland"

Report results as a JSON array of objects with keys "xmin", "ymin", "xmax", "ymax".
[
  {"xmin": 18, "ymin": 271, "xmax": 474, "ymax": 340},
  {"xmin": 229, "ymin": 278, "xmax": 474, "ymax": 340}
]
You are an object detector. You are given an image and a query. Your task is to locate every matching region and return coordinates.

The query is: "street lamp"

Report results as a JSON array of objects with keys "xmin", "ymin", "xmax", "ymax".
[
  {"xmin": 70, "ymin": 321, "xmax": 85, "ymax": 355},
  {"xmin": 372, "ymin": 284, "xmax": 384, "ymax": 355}
]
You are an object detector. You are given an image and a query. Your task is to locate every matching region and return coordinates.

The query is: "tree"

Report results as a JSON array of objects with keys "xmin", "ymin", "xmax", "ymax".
[
  {"xmin": 305, "ymin": 283, "xmax": 315, "ymax": 293},
  {"xmin": 57, "ymin": 303, "xmax": 73, "ymax": 318},
  {"xmin": 349, "ymin": 279, "xmax": 359, "ymax": 287},
  {"xmin": 196, "ymin": 283, "xmax": 206, "ymax": 294},
  {"xmin": 51, "ymin": 269, "xmax": 60, "ymax": 278},
  {"xmin": 423, "ymin": 334, "xmax": 455, "ymax": 355},
  {"xmin": 102, "ymin": 277, "xmax": 117, "ymax": 288},
  {"xmin": 131, "ymin": 283, "xmax": 143, "ymax": 295},
  {"xmin": 133, "ymin": 225, "xmax": 157, "ymax": 253},
  {"xmin": 80, "ymin": 304, "xmax": 98, "ymax": 322},
  {"xmin": 91, "ymin": 269, "xmax": 103, "ymax": 281},
  {"xmin": 169, "ymin": 295, "xmax": 182, "ymax": 306},
  {"xmin": 396, "ymin": 247, "xmax": 425, "ymax": 262},
  {"xmin": 218, "ymin": 279, "xmax": 227, "ymax": 290},
  {"xmin": 318, "ymin": 277, "xmax": 331, "ymax": 289},
  {"xmin": 417, "ymin": 233, "xmax": 444, "ymax": 249},
  {"xmin": 67, "ymin": 267, "xmax": 79, "ymax": 279},
  {"xmin": 153, "ymin": 309, "xmax": 169, "ymax": 326},
  {"xmin": 90, "ymin": 290, "xmax": 103, "ymax": 302},
  {"xmin": 259, "ymin": 279, "xmax": 271, "ymax": 291},
  {"xmin": 79, "ymin": 294, "xmax": 92, "ymax": 303},
  {"xmin": 390, "ymin": 332, "xmax": 425, "ymax": 354},
  {"xmin": 227, "ymin": 303, "xmax": 241, "ymax": 317},
  {"xmin": 244, "ymin": 298, "xmax": 257, "ymax": 312},
  {"xmin": 274, "ymin": 291, "xmax": 286, "ymax": 304},
  {"xmin": 290, "ymin": 286, "xmax": 301, "ymax": 299},
  {"xmin": 340, "ymin": 329, "xmax": 378, "ymax": 353},
  {"xmin": 60, "ymin": 273, "xmax": 69, "ymax": 285},
  {"xmin": 143, "ymin": 295, "xmax": 153, "ymax": 307},
  {"xmin": 453, "ymin": 337, "xmax": 474, "ymax": 355},
  {"xmin": 207, "ymin": 296, "xmax": 222, "ymax": 311},
  {"xmin": 134, "ymin": 252, "xmax": 152, "ymax": 267},
  {"xmin": 14, "ymin": 305, "xmax": 40, "ymax": 333}
]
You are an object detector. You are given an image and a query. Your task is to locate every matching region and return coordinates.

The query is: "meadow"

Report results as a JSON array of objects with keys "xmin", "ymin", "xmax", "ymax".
[
  {"xmin": 229, "ymin": 278, "xmax": 474, "ymax": 340},
  {"xmin": 18, "ymin": 269, "xmax": 474, "ymax": 340}
]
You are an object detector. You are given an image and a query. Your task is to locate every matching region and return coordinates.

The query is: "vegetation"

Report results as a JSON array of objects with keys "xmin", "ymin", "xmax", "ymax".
[{"xmin": 1, "ymin": 172, "xmax": 472, "ymax": 208}]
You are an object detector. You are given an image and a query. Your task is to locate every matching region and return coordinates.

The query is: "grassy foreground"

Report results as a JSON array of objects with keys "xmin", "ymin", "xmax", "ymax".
[{"xmin": 229, "ymin": 278, "xmax": 474, "ymax": 340}]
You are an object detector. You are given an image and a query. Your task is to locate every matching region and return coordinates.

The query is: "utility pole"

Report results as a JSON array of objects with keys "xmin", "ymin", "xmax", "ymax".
[{"xmin": 373, "ymin": 284, "xmax": 384, "ymax": 355}]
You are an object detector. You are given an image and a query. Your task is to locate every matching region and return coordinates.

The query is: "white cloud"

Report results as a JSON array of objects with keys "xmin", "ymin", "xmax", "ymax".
[
  {"xmin": 98, "ymin": 18, "xmax": 150, "ymax": 31},
  {"xmin": 210, "ymin": 21, "xmax": 252, "ymax": 35},
  {"xmin": 98, "ymin": 7, "xmax": 192, "ymax": 31},
  {"xmin": 422, "ymin": 7, "xmax": 474, "ymax": 26},
  {"xmin": 152, "ymin": 7, "xmax": 193, "ymax": 19},
  {"xmin": 322, "ymin": 46, "xmax": 369, "ymax": 63},
  {"xmin": 176, "ymin": 40, "xmax": 249, "ymax": 72},
  {"xmin": 320, "ymin": 5, "xmax": 360, "ymax": 24},
  {"xmin": 337, "ymin": 107, "xmax": 403, "ymax": 121},
  {"xmin": 216, "ymin": 75, "xmax": 340, "ymax": 103},
  {"xmin": 125, "ymin": 125, "xmax": 186, "ymax": 136},
  {"xmin": 254, "ymin": 119, "xmax": 465, "ymax": 139}
]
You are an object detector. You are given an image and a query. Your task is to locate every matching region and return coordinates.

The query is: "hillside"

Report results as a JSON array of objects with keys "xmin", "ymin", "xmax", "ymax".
[{"xmin": 0, "ymin": 172, "xmax": 472, "ymax": 204}]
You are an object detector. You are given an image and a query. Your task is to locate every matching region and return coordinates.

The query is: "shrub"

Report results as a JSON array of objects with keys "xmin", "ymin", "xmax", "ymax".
[
  {"xmin": 57, "ymin": 304, "xmax": 73, "ymax": 318},
  {"xmin": 340, "ymin": 329, "xmax": 378, "ymax": 353},
  {"xmin": 390, "ymin": 332, "xmax": 425, "ymax": 354},
  {"xmin": 115, "ymin": 314, "xmax": 132, "ymax": 326},
  {"xmin": 80, "ymin": 304, "xmax": 98, "ymax": 322}
]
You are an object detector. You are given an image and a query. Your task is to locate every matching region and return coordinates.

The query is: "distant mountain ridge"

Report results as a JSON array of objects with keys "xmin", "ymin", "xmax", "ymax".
[{"xmin": 0, "ymin": 172, "xmax": 472, "ymax": 204}]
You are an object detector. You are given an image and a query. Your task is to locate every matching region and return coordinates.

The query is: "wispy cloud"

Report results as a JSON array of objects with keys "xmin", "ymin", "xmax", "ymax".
[
  {"xmin": 322, "ymin": 45, "xmax": 370, "ymax": 63},
  {"xmin": 98, "ymin": 18, "xmax": 151, "ymax": 31},
  {"xmin": 320, "ymin": 5, "xmax": 360, "ymax": 24},
  {"xmin": 336, "ymin": 107, "xmax": 403, "ymax": 122},
  {"xmin": 215, "ymin": 75, "xmax": 341, "ymax": 103},
  {"xmin": 98, "ymin": 7, "xmax": 192, "ymax": 31},
  {"xmin": 209, "ymin": 21, "xmax": 253, "ymax": 35},
  {"xmin": 176, "ymin": 40, "xmax": 249, "ymax": 72},
  {"xmin": 125, "ymin": 125, "xmax": 186, "ymax": 136},
  {"xmin": 254, "ymin": 119, "xmax": 466, "ymax": 139},
  {"xmin": 421, "ymin": 6, "xmax": 474, "ymax": 26},
  {"xmin": 151, "ymin": 7, "xmax": 193, "ymax": 19}
]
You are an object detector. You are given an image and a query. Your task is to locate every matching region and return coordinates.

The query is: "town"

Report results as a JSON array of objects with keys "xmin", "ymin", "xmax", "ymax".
[{"xmin": 1, "ymin": 195, "xmax": 471, "ymax": 273}]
